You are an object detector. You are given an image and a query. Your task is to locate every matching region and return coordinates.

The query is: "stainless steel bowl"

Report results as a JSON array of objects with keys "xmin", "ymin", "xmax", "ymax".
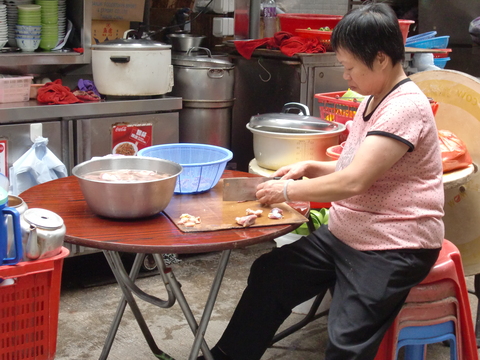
[
  {"xmin": 72, "ymin": 156, "xmax": 183, "ymax": 219},
  {"xmin": 167, "ymin": 33, "xmax": 206, "ymax": 52}
]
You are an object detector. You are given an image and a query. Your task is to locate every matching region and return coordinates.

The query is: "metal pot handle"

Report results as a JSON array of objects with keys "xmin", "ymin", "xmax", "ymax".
[
  {"xmin": 208, "ymin": 68, "xmax": 225, "ymax": 79},
  {"xmin": 187, "ymin": 47, "xmax": 212, "ymax": 58},
  {"xmin": 282, "ymin": 102, "xmax": 310, "ymax": 116}
]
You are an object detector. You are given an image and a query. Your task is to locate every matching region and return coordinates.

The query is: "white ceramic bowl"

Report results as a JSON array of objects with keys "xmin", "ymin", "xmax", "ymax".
[{"xmin": 16, "ymin": 36, "xmax": 40, "ymax": 51}]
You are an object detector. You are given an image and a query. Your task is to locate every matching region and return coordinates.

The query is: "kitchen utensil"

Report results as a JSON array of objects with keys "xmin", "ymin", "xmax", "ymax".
[
  {"xmin": 6, "ymin": 195, "xmax": 27, "ymax": 258},
  {"xmin": 223, "ymin": 176, "xmax": 278, "ymax": 201},
  {"xmin": 170, "ymin": 47, "xmax": 234, "ymax": 101},
  {"xmin": 91, "ymin": 37, "xmax": 172, "ymax": 96},
  {"xmin": 20, "ymin": 207, "xmax": 65, "ymax": 261},
  {"xmin": 167, "ymin": 33, "xmax": 206, "ymax": 52},
  {"xmin": 0, "ymin": 187, "xmax": 22, "ymax": 266},
  {"xmin": 164, "ymin": 179, "xmax": 308, "ymax": 232},
  {"xmin": 247, "ymin": 103, "xmax": 346, "ymax": 170},
  {"xmin": 138, "ymin": 143, "xmax": 232, "ymax": 194},
  {"xmin": 72, "ymin": 156, "xmax": 183, "ymax": 219}
]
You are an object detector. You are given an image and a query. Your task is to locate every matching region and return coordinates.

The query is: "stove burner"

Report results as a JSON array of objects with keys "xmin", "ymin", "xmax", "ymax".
[{"xmin": 104, "ymin": 94, "xmax": 167, "ymax": 101}]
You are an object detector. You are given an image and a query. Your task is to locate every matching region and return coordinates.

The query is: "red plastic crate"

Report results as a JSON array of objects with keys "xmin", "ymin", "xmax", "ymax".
[{"xmin": 0, "ymin": 247, "xmax": 69, "ymax": 360}]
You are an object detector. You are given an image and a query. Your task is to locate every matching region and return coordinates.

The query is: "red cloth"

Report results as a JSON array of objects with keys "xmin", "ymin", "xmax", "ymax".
[
  {"xmin": 37, "ymin": 79, "xmax": 83, "ymax": 105},
  {"xmin": 234, "ymin": 31, "xmax": 326, "ymax": 59}
]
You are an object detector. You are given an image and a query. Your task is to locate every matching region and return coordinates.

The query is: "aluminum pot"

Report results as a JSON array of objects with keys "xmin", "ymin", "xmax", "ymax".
[
  {"xmin": 167, "ymin": 33, "xmax": 206, "ymax": 52},
  {"xmin": 72, "ymin": 156, "xmax": 183, "ymax": 219},
  {"xmin": 247, "ymin": 103, "xmax": 346, "ymax": 170},
  {"xmin": 92, "ymin": 38, "xmax": 173, "ymax": 96},
  {"xmin": 171, "ymin": 47, "xmax": 234, "ymax": 101}
]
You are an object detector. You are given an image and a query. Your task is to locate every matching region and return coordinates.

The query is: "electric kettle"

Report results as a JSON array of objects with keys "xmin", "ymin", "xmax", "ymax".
[{"xmin": 0, "ymin": 187, "xmax": 23, "ymax": 265}]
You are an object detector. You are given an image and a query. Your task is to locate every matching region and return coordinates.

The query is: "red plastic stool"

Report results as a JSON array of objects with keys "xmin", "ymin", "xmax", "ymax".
[{"xmin": 374, "ymin": 240, "xmax": 478, "ymax": 360}]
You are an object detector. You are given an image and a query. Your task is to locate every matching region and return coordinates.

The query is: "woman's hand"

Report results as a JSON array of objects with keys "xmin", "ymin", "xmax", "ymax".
[
  {"xmin": 272, "ymin": 160, "xmax": 336, "ymax": 180},
  {"xmin": 256, "ymin": 179, "xmax": 288, "ymax": 205},
  {"xmin": 271, "ymin": 161, "xmax": 312, "ymax": 179}
]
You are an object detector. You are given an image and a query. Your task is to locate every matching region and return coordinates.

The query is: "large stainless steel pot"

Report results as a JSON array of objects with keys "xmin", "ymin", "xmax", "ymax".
[
  {"xmin": 171, "ymin": 47, "xmax": 234, "ymax": 100},
  {"xmin": 92, "ymin": 38, "xmax": 173, "ymax": 96},
  {"xmin": 247, "ymin": 103, "xmax": 346, "ymax": 170}
]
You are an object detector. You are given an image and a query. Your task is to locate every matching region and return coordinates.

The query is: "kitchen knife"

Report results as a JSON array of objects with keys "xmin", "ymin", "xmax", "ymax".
[{"xmin": 222, "ymin": 177, "xmax": 279, "ymax": 201}]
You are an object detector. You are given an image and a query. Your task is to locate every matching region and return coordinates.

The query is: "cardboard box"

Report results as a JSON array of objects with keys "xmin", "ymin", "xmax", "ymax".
[
  {"xmin": 91, "ymin": 20, "xmax": 131, "ymax": 44},
  {"xmin": 92, "ymin": 0, "xmax": 145, "ymax": 22}
]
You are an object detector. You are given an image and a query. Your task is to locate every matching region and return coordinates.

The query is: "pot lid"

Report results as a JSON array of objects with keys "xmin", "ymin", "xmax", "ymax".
[
  {"xmin": 172, "ymin": 47, "xmax": 234, "ymax": 68},
  {"xmin": 249, "ymin": 113, "xmax": 345, "ymax": 134},
  {"xmin": 23, "ymin": 208, "xmax": 64, "ymax": 230},
  {"xmin": 92, "ymin": 38, "xmax": 171, "ymax": 50}
]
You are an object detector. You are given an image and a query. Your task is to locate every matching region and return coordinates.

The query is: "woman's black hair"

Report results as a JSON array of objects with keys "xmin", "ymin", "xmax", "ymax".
[{"xmin": 331, "ymin": 2, "xmax": 405, "ymax": 69}]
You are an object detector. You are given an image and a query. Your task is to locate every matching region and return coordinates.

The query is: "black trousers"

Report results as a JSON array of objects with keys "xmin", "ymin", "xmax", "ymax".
[{"xmin": 217, "ymin": 225, "xmax": 440, "ymax": 360}]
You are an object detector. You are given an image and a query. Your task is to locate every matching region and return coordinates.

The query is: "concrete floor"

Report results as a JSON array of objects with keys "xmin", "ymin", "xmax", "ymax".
[{"xmin": 55, "ymin": 240, "xmax": 480, "ymax": 360}]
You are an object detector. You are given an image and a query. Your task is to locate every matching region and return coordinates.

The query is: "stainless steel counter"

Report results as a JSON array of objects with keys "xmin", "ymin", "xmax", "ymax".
[{"xmin": 0, "ymin": 97, "xmax": 183, "ymax": 124}]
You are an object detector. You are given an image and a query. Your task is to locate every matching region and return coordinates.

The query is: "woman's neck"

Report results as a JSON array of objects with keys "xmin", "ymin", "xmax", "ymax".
[{"xmin": 370, "ymin": 64, "xmax": 407, "ymax": 107}]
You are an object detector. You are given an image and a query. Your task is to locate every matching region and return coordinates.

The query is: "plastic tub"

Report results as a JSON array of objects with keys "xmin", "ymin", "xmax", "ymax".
[
  {"xmin": 278, "ymin": 14, "xmax": 343, "ymax": 34},
  {"xmin": 433, "ymin": 48, "xmax": 452, "ymax": 58},
  {"xmin": 0, "ymin": 76, "xmax": 33, "ymax": 103},
  {"xmin": 398, "ymin": 19, "xmax": 415, "ymax": 44},
  {"xmin": 407, "ymin": 36, "xmax": 450, "ymax": 49},
  {"xmin": 295, "ymin": 29, "xmax": 333, "ymax": 50},
  {"xmin": 138, "ymin": 143, "xmax": 233, "ymax": 194},
  {"xmin": 406, "ymin": 31, "xmax": 437, "ymax": 45},
  {"xmin": 433, "ymin": 57, "xmax": 451, "ymax": 69}
]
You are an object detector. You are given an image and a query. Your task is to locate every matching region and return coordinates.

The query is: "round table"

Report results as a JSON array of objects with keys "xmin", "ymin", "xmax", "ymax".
[{"xmin": 20, "ymin": 170, "xmax": 309, "ymax": 360}]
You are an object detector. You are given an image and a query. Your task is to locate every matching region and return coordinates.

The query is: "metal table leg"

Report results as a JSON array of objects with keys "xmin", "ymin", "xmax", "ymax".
[
  {"xmin": 99, "ymin": 250, "xmax": 231, "ymax": 360},
  {"xmin": 99, "ymin": 252, "xmax": 145, "ymax": 360},
  {"xmin": 101, "ymin": 251, "xmax": 176, "ymax": 360}
]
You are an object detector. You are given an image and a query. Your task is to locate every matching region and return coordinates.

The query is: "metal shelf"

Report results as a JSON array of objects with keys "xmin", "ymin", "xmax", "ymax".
[{"xmin": 0, "ymin": 0, "xmax": 92, "ymax": 68}]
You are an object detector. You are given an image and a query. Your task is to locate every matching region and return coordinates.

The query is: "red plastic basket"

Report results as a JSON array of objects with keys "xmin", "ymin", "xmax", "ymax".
[
  {"xmin": 0, "ymin": 247, "xmax": 69, "ymax": 360},
  {"xmin": 278, "ymin": 13, "xmax": 343, "ymax": 34},
  {"xmin": 295, "ymin": 28, "xmax": 333, "ymax": 51},
  {"xmin": 315, "ymin": 91, "xmax": 362, "ymax": 124}
]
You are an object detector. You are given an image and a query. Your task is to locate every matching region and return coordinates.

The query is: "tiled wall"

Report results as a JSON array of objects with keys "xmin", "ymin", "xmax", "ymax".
[{"xmin": 277, "ymin": 0, "xmax": 348, "ymax": 15}]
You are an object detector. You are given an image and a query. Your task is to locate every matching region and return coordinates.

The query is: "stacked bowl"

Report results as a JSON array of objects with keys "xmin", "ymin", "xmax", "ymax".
[
  {"xmin": 16, "ymin": 4, "xmax": 41, "ymax": 51},
  {"xmin": 57, "ymin": 0, "xmax": 65, "ymax": 46},
  {"xmin": 0, "ymin": 4, "xmax": 7, "ymax": 50},
  {"xmin": 35, "ymin": 0, "xmax": 58, "ymax": 50},
  {"xmin": 6, "ymin": 0, "xmax": 34, "ymax": 47}
]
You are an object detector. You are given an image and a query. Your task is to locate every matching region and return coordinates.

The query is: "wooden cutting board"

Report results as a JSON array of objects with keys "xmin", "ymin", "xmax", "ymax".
[{"xmin": 164, "ymin": 179, "xmax": 309, "ymax": 233}]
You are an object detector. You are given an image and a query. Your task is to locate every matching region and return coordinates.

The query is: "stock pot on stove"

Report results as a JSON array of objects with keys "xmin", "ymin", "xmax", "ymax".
[
  {"xmin": 247, "ymin": 103, "xmax": 346, "ymax": 170},
  {"xmin": 92, "ymin": 37, "xmax": 173, "ymax": 96}
]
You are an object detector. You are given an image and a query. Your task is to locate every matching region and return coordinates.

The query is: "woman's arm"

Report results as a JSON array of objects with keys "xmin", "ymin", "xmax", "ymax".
[
  {"xmin": 271, "ymin": 160, "xmax": 338, "ymax": 179},
  {"xmin": 256, "ymin": 134, "xmax": 409, "ymax": 204}
]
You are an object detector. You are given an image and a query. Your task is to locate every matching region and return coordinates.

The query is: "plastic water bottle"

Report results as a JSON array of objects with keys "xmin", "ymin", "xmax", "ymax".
[{"xmin": 263, "ymin": 0, "xmax": 277, "ymax": 38}]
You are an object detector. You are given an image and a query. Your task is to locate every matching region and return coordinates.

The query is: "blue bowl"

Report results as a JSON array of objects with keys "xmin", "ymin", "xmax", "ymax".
[
  {"xmin": 433, "ymin": 57, "xmax": 451, "ymax": 69},
  {"xmin": 138, "ymin": 143, "xmax": 233, "ymax": 194}
]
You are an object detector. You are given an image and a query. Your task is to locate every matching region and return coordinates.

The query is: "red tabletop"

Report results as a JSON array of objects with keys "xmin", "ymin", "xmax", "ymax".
[{"xmin": 20, "ymin": 170, "xmax": 309, "ymax": 254}]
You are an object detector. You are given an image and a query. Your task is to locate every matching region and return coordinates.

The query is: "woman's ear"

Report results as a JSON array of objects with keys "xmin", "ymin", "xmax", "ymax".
[{"xmin": 376, "ymin": 51, "xmax": 390, "ymax": 69}]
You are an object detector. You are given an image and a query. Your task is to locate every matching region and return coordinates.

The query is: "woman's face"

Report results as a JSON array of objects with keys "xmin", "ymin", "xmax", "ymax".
[{"xmin": 336, "ymin": 47, "xmax": 382, "ymax": 96}]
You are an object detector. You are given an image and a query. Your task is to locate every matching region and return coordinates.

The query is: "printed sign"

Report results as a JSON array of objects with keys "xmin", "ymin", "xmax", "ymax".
[
  {"xmin": 0, "ymin": 140, "xmax": 7, "ymax": 176},
  {"xmin": 112, "ymin": 123, "xmax": 153, "ymax": 156}
]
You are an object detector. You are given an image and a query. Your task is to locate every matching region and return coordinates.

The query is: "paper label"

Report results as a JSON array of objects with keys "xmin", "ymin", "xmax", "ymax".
[
  {"xmin": 0, "ymin": 140, "xmax": 7, "ymax": 176},
  {"xmin": 112, "ymin": 123, "xmax": 153, "ymax": 156}
]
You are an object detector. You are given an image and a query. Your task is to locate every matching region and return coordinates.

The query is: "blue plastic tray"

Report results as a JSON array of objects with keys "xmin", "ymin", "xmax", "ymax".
[
  {"xmin": 407, "ymin": 36, "xmax": 450, "ymax": 49},
  {"xmin": 406, "ymin": 31, "xmax": 437, "ymax": 45}
]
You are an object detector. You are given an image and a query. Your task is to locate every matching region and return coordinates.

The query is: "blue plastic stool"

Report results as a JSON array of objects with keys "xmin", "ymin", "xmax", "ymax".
[{"xmin": 396, "ymin": 321, "xmax": 457, "ymax": 360}]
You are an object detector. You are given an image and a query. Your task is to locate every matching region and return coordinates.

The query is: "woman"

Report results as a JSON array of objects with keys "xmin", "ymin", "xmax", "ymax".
[{"xmin": 199, "ymin": 3, "xmax": 444, "ymax": 360}]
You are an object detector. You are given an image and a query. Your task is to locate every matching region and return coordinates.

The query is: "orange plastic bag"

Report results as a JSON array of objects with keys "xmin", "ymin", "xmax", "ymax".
[{"xmin": 438, "ymin": 129, "xmax": 472, "ymax": 173}]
